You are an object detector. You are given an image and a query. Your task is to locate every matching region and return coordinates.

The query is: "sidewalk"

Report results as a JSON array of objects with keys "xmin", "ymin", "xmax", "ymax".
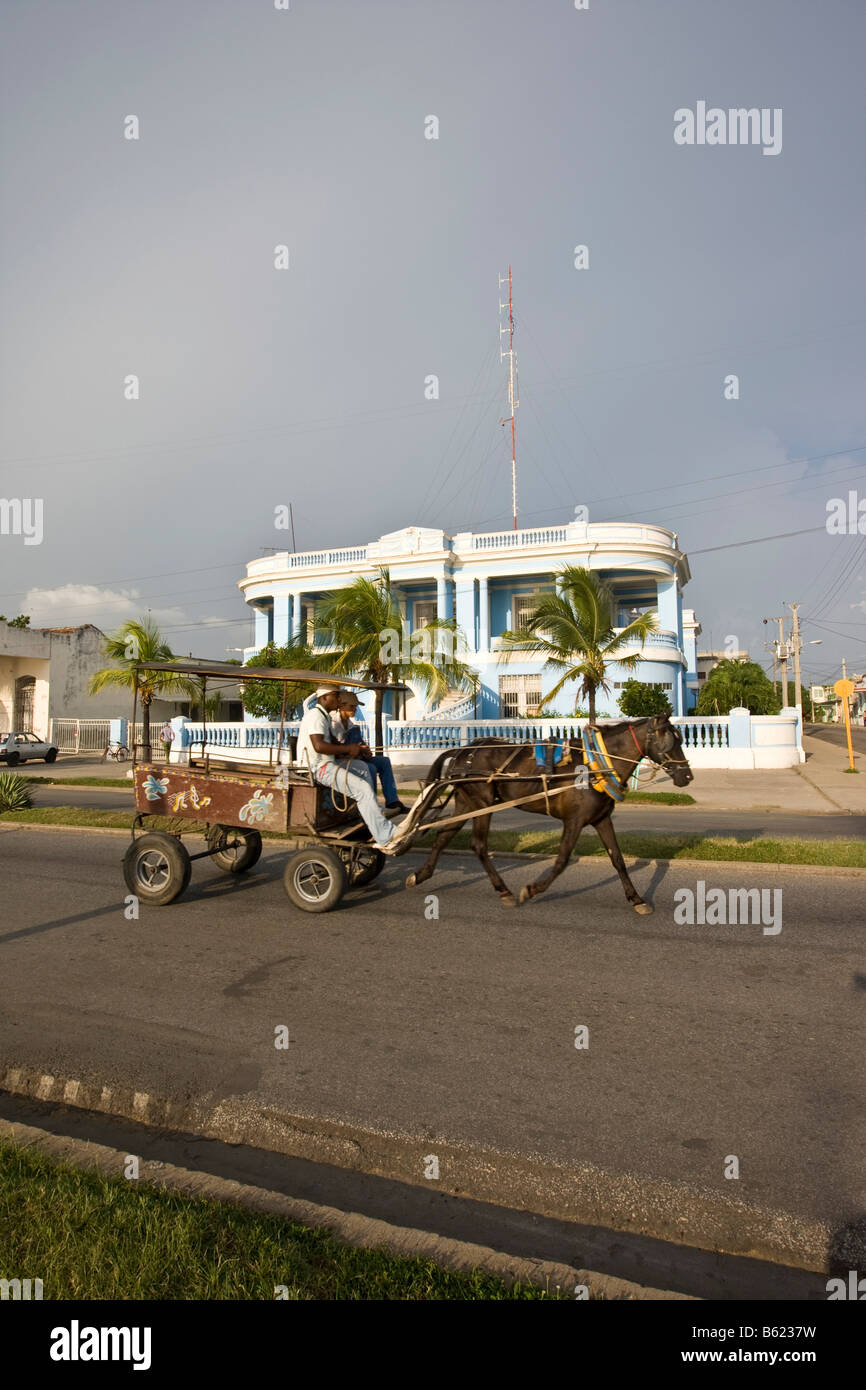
[
  {"xmin": 393, "ymin": 733, "xmax": 866, "ymax": 816},
  {"xmin": 26, "ymin": 740, "xmax": 866, "ymax": 815}
]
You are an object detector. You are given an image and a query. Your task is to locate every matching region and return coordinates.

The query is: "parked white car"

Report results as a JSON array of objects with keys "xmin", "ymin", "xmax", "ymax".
[{"xmin": 0, "ymin": 732, "xmax": 59, "ymax": 765}]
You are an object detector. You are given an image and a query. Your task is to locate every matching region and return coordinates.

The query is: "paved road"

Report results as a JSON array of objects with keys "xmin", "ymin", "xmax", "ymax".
[
  {"xmin": 807, "ymin": 724, "xmax": 866, "ymax": 749},
  {"xmin": 24, "ymin": 779, "xmax": 866, "ymax": 841},
  {"xmin": 1, "ymin": 826, "xmax": 864, "ymax": 1263}
]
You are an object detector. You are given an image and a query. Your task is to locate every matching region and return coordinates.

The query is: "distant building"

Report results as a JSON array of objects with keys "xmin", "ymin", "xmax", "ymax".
[
  {"xmin": 239, "ymin": 520, "xmax": 703, "ymax": 716},
  {"xmin": 695, "ymin": 649, "xmax": 750, "ymax": 690},
  {"xmin": 0, "ymin": 622, "xmax": 210, "ymax": 736}
]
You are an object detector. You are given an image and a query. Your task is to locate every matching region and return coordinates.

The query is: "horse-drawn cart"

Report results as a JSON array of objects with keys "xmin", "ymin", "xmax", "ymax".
[
  {"xmin": 123, "ymin": 661, "xmax": 390, "ymax": 913},
  {"xmin": 123, "ymin": 660, "xmax": 693, "ymax": 916}
]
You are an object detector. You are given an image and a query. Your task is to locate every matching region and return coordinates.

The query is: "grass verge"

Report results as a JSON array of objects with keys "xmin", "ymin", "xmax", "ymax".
[
  {"xmin": 23, "ymin": 776, "xmax": 134, "ymax": 788},
  {"xmin": 23, "ymin": 776, "xmax": 695, "ymax": 803},
  {"xmin": 1, "ymin": 805, "xmax": 864, "ymax": 866},
  {"xmin": 0, "ymin": 1139, "xmax": 560, "ymax": 1300},
  {"xmin": 397, "ymin": 784, "xmax": 695, "ymax": 806}
]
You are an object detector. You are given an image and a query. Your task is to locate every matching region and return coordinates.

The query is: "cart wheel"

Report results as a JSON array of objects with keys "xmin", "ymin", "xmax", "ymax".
[
  {"xmin": 207, "ymin": 824, "xmax": 263, "ymax": 874},
  {"xmin": 339, "ymin": 846, "xmax": 386, "ymax": 888},
  {"xmin": 123, "ymin": 832, "xmax": 191, "ymax": 906},
  {"xmin": 283, "ymin": 846, "xmax": 347, "ymax": 913}
]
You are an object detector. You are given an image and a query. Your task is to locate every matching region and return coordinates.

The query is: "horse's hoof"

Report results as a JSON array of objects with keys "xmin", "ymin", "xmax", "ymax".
[
  {"xmin": 405, "ymin": 872, "xmax": 418, "ymax": 889},
  {"xmin": 518, "ymin": 885, "xmax": 533, "ymax": 905},
  {"xmin": 633, "ymin": 902, "xmax": 653, "ymax": 916},
  {"xmin": 500, "ymin": 892, "xmax": 517, "ymax": 908}
]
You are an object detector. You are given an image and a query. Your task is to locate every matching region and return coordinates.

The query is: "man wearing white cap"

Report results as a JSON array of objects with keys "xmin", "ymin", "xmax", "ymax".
[{"xmin": 296, "ymin": 687, "xmax": 409, "ymax": 853}]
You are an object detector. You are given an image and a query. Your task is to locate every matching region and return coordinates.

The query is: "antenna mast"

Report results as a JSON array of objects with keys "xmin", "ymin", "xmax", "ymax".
[{"xmin": 499, "ymin": 266, "xmax": 519, "ymax": 530}]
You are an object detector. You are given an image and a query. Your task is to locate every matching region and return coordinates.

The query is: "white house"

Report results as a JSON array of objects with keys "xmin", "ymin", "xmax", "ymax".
[{"xmin": 238, "ymin": 520, "xmax": 702, "ymax": 717}]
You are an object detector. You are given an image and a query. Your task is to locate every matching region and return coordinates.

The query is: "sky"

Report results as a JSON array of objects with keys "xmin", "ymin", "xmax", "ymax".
[{"xmin": 1, "ymin": 0, "xmax": 864, "ymax": 688}]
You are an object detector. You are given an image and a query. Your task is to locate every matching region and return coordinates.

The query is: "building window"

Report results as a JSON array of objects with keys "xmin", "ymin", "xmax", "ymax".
[
  {"xmin": 512, "ymin": 594, "xmax": 538, "ymax": 630},
  {"xmin": 499, "ymin": 674, "xmax": 542, "ymax": 717},
  {"xmin": 13, "ymin": 675, "xmax": 36, "ymax": 731},
  {"xmin": 414, "ymin": 599, "xmax": 437, "ymax": 628},
  {"xmin": 613, "ymin": 681, "xmax": 672, "ymax": 690}
]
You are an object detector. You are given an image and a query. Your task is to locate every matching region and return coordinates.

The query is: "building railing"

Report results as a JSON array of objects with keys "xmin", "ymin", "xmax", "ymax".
[
  {"xmin": 287, "ymin": 547, "xmax": 368, "ymax": 569},
  {"xmin": 243, "ymin": 522, "xmax": 683, "ymax": 581},
  {"xmin": 471, "ymin": 527, "xmax": 570, "ymax": 550},
  {"xmin": 613, "ymin": 627, "xmax": 681, "ymax": 649},
  {"xmin": 169, "ymin": 708, "xmax": 802, "ymax": 770}
]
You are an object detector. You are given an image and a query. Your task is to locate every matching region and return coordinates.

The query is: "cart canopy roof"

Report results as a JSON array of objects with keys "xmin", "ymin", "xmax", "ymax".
[{"xmin": 133, "ymin": 659, "xmax": 406, "ymax": 690}]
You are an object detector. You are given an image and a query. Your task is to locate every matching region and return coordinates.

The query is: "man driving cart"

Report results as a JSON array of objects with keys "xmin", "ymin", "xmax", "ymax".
[{"xmin": 296, "ymin": 687, "xmax": 411, "ymax": 854}]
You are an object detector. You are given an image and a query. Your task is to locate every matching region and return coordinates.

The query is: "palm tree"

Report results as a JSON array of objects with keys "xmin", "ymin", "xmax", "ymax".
[
  {"xmin": 695, "ymin": 659, "xmax": 780, "ymax": 716},
  {"xmin": 499, "ymin": 566, "xmax": 659, "ymax": 722},
  {"xmin": 89, "ymin": 617, "xmax": 198, "ymax": 759},
  {"xmin": 316, "ymin": 568, "xmax": 478, "ymax": 752}
]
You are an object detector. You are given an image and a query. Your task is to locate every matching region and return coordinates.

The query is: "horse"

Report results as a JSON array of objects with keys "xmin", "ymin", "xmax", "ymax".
[{"xmin": 404, "ymin": 714, "xmax": 694, "ymax": 912}]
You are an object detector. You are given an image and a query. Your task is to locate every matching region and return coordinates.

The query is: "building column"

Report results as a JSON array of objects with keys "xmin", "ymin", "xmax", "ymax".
[
  {"xmin": 273, "ymin": 594, "xmax": 291, "ymax": 646},
  {"xmin": 478, "ymin": 576, "xmax": 489, "ymax": 651},
  {"xmin": 656, "ymin": 578, "xmax": 679, "ymax": 635},
  {"xmin": 436, "ymin": 575, "xmax": 453, "ymax": 622},
  {"xmin": 253, "ymin": 604, "xmax": 270, "ymax": 649},
  {"xmin": 292, "ymin": 593, "xmax": 303, "ymax": 640},
  {"xmin": 455, "ymin": 578, "xmax": 476, "ymax": 652}
]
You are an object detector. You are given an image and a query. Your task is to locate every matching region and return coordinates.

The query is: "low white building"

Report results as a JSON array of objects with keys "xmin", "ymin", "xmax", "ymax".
[{"xmin": 0, "ymin": 622, "xmax": 181, "ymax": 737}]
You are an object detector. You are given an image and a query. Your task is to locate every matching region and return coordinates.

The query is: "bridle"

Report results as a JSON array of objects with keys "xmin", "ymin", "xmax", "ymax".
[{"xmin": 637, "ymin": 722, "xmax": 692, "ymax": 778}]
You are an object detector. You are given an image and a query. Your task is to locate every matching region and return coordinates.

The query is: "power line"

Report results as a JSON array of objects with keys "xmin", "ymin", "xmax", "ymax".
[{"xmin": 689, "ymin": 526, "xmax": 827, "ymax": 555}]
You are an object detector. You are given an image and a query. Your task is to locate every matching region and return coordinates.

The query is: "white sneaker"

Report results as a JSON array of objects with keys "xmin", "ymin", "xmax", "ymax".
[{"xmin": 376, "ymin": 818, "xmax": 411, "ymax": 855}]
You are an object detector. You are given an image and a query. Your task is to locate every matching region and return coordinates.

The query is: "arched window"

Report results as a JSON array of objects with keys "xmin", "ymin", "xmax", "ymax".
[{"xmin": 13, "ymin": 675, "xmax": 36, "ymax": 731}]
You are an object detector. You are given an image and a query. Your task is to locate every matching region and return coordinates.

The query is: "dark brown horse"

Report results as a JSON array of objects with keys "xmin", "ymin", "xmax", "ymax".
[{"xmin": 405, "ymin": 715, "xmax": 694, "ymax": 912}]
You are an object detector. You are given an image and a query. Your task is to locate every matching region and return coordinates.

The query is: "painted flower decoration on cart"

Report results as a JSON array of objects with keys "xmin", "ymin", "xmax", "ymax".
[
  {"xmin": 142, "ymin": 775, "xmax": 169, "ymax": 801},
  {"xmin": 239, "ymin": 790, "xmax": 273, "ymax": 824}
]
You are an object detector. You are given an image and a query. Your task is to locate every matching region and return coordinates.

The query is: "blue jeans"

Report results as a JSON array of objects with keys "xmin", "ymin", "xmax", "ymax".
[
  {"xmin": 315, "ymin": 759, "xmax": 394, "ymax": 845},
  {"xmin": 345, "ymin": 728, "xmax": 399, "ymax": 804}
]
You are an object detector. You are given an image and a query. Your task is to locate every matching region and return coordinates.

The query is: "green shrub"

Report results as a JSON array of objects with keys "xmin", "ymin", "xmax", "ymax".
[{"xmin": 0, "ymin": 772, "xmax": 33, "ymax": 812}]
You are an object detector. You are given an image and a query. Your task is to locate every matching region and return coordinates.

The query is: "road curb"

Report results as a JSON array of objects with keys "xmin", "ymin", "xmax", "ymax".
[
  {"xmin": 2, "ymin": 819, "xmax": 865, "ymax": 875},
  {"xmin": 2, "ymin": 1063, "xmax": 856, "ymax": 1276},
  {"xmin": 0, "ymin": 1114, "xmax": 689, "ymax": 1300}
]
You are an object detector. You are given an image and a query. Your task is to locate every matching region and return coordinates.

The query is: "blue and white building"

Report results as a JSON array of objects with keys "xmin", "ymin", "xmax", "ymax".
[{"xmin": 238, "ymin": 520, "xmax": 702, "ymax": 717}]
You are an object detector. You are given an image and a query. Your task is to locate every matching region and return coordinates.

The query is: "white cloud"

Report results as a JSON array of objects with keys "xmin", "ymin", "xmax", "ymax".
[{"xmin": 23, "ymin": 585, "xmax": 187, "ymax": 631}]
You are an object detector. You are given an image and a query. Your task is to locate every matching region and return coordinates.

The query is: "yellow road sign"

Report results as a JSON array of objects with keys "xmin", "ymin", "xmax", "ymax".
[{"xmin": 834, "ymin": 678, "xmax": 855, "ymax": 698}]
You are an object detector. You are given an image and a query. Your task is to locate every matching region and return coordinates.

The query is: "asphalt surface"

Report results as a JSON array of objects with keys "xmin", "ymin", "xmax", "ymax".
[
  {"xmin": 23, "ymin": 779, "xmax": 866, "ymax": 840},
  {"xmin": 1, "ymin": 826, "xmax": 864, "ymax": 1264},
  {"xmin": 807, "ymin": 725, "xmax": 866, "ymax": 749}
]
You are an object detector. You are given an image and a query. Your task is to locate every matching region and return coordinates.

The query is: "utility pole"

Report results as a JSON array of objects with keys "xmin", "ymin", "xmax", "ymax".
[
  {"xmin": 763, "ymin": 615, "xmax": 789, "ymax": 705},
  {"xmin": 776, "ymin": 616, "xmax": 789, "ymax": 706},
  {"xmin": 499, "ymin": 267, "xmax": 519, "ymax": 530},
  {"xmin": 786, "ymin": 602, "xmax": 802, "ymax": 713}
]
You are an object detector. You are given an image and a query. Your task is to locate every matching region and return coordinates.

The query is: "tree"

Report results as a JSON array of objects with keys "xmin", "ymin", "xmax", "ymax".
[
  {"xmin": 695, "ymin": 659, "xmax": 780, "ymax": 716},
  {"xmin": 241, "ymin": 639, "xmax": 332, "ymax": 721},
  {"xmin": 0, "ymin": 614, "xmax": 30, "ymax": 628},
  {"xmin": 499, "ymin": 566, "xmax": 659, "ymax": 722},
  {"xmin": 316, "ymin": 568, "xmax": 478, "ymax": 752},
  {"xmin": 88, "ymin": 617, "xmax": 198, "ymax": 759},
  {"xmin": 618, "ymin": 678, "xmax": 673, "ymax": 718}
]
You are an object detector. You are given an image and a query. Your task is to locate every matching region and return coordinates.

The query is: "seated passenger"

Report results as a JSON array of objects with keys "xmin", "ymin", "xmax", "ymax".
[
  {"xmin": 296, "ymin": 687, "xmax": 410, "ymax": 854},
  {"xmin": 330, "ymin": 691, "xmax": 409, "ymax": 815}
]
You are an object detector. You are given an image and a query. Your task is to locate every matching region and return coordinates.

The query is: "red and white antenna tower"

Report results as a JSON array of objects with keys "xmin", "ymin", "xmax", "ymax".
[{"xmin": 499, "ymin": 266, "xmax": 519, "ymax": 530}]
